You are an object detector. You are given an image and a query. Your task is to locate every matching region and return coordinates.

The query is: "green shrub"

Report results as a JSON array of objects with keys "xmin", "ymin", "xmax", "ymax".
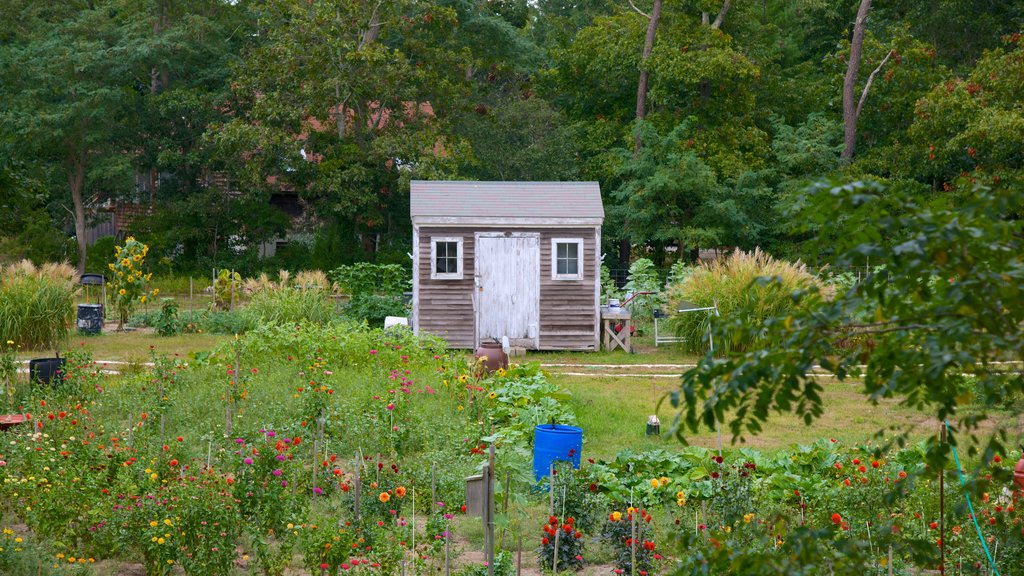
[
  {"xmin": 622, "ymin": 258, "xmax": 663, "ymax": 323},
  {"xmin": 666, "ymin": 249, "xmax": 830, "ymax": 354},
  {"xmin": 330, "ymin": 262, "xmax": 408, "ymax": 298},
  {"xmin": 241, "ymin": 287, "xmax": 337, "ymax": 326},
  {"xmin": 345, "ymin": 294, "xmax": 407, "ymax": 326},
  {"xmin": 0, "ymin": 260, "xmax": 76, "ymax": 350},
  {"xmin": 154, "ymin": 298, "xmax": 180, "ymax": 336}
]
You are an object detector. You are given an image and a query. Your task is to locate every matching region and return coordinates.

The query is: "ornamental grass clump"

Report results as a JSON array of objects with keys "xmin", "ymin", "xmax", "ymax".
[
  {"xmin": 0, "ymin": 260, "xmax": 76, "ymax": 350},
  {"xmin": 666, "ymin": 248, "xmax": 830, "ymax": 354},
  {"xmin": 242, "ymin": 287, "xmax": 336, "ymax": 326}
]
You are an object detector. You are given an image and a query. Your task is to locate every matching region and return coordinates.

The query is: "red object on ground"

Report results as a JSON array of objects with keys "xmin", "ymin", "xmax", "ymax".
[{"xmin": 0, "ymin": 414, "xmax": 27, "ymax": 431}]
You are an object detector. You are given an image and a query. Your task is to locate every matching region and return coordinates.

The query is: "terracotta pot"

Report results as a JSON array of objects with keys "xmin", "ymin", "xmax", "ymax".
[
  {"xmin": 474, "ymin": 341, "xmax": 509, "ymax": 374},
  {"xmin": 1015, "ymin": 454, "xmax": 1024, "ymax": 491}
]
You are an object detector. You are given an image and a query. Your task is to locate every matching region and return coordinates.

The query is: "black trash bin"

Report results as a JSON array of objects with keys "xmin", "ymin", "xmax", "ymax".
[
  {"xmin": 77, "ymin": 303, "xmax": 104, "ymax": 335},
  {"xmin": 29, "ymin": 358, "xmax": 66, "ymax": 385}
]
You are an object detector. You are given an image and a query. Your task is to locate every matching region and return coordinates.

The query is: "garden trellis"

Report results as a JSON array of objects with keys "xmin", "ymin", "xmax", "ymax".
[{"xmin": 676, "ymin": 299, "xmax": 722, "ymax": 455}]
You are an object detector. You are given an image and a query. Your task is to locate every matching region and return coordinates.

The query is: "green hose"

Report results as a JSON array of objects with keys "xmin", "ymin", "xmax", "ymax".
[{"xmin": 945, "ymin": 421, "xmax": 1001, "ymax": 576}]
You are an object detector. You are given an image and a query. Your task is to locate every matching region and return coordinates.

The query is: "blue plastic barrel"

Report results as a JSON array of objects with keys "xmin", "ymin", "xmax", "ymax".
[{"xmin": 533, "ymin": 424, "xmax": 583, "ymax": 482}]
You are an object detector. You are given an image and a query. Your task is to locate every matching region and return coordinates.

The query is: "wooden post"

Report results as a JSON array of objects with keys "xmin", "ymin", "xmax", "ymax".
[
  {"xmin": 631, "ymin": 507, "xmax": 637, "ymax": 576},
  {"xmin": 226, "ymin": 344, "xmax": 238, "ymax": 437},
  {"xmin": 940, "ymin": 423, "xmax": 946, "ymax": 576},
  {"xmin": 486, "ymin": 444, "xmax": 496, "ymax": 576},
  {"xmin": 354, "ymin": 451, "xmax": 362, "ymax": 524},
  {"xmin": 445, "ymin": 522, "xmax": 451, "ymax": 576},
  {"xmin": 549, "ymin": 462, "xmax": 555, "ymax": 516},
  {"xmin": 212, "ymin": 268, "xmax": 216, "ymax": 309},
  {"xmin": 412, "ymin": 487, "xmax": 416, "ymax": 574},
  {"xmin": 499, "ymin": 470, "xmax": 511, "ymax": 549},
  {"xmin": 189, "ymin": 276, "xmax": 193, "ymax": 321},
  {"xmin": 431, "ymin": 463, "xmax": 437, "ymax": 515},
  {"xmin": 888, "ymin": 545, "xmax": 893, "ymax": 576},
  {"xmin": 516, "ymin": 533, "xmax": 522, "ymax": 576}
]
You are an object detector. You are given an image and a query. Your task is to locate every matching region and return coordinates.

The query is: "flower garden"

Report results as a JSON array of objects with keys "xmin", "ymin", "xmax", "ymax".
[{"xmin": 0, "ymin": 316, "xmax": 1021, "ymax": 575}]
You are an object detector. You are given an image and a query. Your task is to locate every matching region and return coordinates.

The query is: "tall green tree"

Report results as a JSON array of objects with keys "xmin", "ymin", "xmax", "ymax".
[{"xmin": 0, "ymin": 1, "xmax": 134, "ymax": 273}]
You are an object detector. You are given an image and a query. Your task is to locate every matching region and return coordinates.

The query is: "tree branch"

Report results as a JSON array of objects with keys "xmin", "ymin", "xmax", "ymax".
[
  {"xmin": 627, "ymin": 0, "xmax": 649, "ymax": 19},
  {"xmin": 711, "ymin": 0, "xmax": 731, "ymax": 29},
  {"xmin": 855, "ymin": 49, "xmax": 893, "ymax": 120}
]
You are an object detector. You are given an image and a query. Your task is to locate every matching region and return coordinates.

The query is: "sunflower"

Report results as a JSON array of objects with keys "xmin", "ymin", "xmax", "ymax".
[{"xmin": 118, "ymin": 289, "xmax": 126, "ymax": 296}]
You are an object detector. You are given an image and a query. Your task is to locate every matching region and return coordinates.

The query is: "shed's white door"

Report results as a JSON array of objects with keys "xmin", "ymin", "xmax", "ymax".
[{"xmin": 475, "ymin": 234, "xmax": 540, "ymax": 348}]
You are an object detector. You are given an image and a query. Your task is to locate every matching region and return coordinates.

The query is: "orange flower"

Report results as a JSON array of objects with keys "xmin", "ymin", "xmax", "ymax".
[
  {"xmin": 379, "ymin": 492, "xmax": 391, "ymax": 503},
  {"xmin": 395, "ymin": 486, "xmax": 407, "ymax": 498}
]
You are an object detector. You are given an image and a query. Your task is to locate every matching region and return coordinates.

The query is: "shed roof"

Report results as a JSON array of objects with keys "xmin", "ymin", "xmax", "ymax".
[{"xmin": 410, "ymin": 181, "xmax": 604, "ymax": 221}]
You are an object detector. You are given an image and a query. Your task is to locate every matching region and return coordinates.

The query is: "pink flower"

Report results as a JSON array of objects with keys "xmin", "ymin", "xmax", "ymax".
[
  {"xmin": 243, "ymin": 458, "xmax": 253, "ymax": 465},
  {"xmin": 313, "ymin": 487, "xmax": 323, "ymax": 495},
  {"xmin": 369, "ymin": 350, "xmax": 378, "ymax": 356},
  {"xmin": 272, "ymin": 469, "xmax": 283, "ymax": 476},
  {"xmin": 386, "ymin": 403, "xmax": 395, "ymax": 411},
  {"xmin": 235, "ymin": 438, "xmax": 245, "ymax": 444}
]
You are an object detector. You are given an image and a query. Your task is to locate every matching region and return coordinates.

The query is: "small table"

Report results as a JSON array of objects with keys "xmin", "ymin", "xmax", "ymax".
[{"xmin": 601, "ymin": 307, "xmax": 632, "ymax": 353}]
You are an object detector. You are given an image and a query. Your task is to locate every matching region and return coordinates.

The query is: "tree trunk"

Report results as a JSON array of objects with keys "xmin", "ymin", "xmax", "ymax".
[
  {"xmin": 841, "ymin": 0, "xmax": 872, "ymax": 162},
  {"xmin": 633, "ymin": 0, "xmax": 663, "ymax": 153},
  {"xmin": 69, "ymin": 151, "xmax": 87, "ymax": 274}
]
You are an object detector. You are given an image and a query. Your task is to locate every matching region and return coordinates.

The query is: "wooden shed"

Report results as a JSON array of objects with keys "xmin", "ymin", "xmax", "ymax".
[{"xmin": 411, "ymin": 180, "xmax": 604, "ymax": 351}]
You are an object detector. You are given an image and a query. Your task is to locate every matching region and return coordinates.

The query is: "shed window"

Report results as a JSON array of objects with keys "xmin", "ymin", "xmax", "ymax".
[
  {"xmin": 551, "ymin": 238, "xmax": 584, "ymax": 280},
  {"xmin": 431, "ymin": 237, "xmax": 463, "ymax": 280}
]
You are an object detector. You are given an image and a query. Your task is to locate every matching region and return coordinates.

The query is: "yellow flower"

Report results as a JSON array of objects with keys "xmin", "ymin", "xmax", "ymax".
[
  {"xmin": 108, "ymin": 263, "xmax": 115, "ymax": 271},
  {"xmin": 14, "ymin": 537, "xmax": 22, "ymax": 543},
  {"xmin": 153, "ymin": 288, "xmax": 160, "ymax": 296},
  {"xmin": 649, "ymin": 478, "xmax": 659, "ymax": 488},
  {"xmin": 488, "ymin": 392, "xmax": 497, "ymax": 399},
  {"xmin": 157, "ymin": 537, "xmax": 165, "ymax": 544},
  {"xmin": 743, "ymin": 513, "xmax": 754, "ymax": 524},
  {"xmin": 724, "ymin": 525, "xmax": 732, "ymax": 533},
  {"xmin": 140, "ymin": 296, "xmax": 147, "ymax": 303},
  {"xmin": 459, "ymin": 375, "xmax": 468, "ymax": 383},
  {"xmin": 676, "ymin": 490, "xmax": 685, "ymax": 499},
  {"xmin": 676, "ymin": 498, "xmax": 685, "ymax": 507},
  {"xmin": 133, "ymin": 255, "xmax": 141, "ymax": 262},
  {"xmin": 610, "ymin": 511, "xmax": 622, "ymax": 522},
  {"xmin": 126, "ymin": 276, "xmax": 134, "ymax": 283},
  {"xmin": 5, "ymin": 340, "xmax": 12, "ymax": 346},
  {"xmin": 150, "ymin": 521, "xmax": 158, "ymax": 527},
  {"xmin": 163, "ymin": 519, "xmax": 172, "ymax": 526},
  {"xmin": 119, "ymin": 289, "xmax": 126, "ymax": 296},
  {"xmin": 659, "ymin": 476, "xmax": 670, "ymax": 486}
]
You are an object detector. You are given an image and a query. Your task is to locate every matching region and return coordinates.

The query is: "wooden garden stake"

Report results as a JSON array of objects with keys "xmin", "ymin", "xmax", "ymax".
[
  {"xmin": 431, "ymin": 463, "xmax": 437, "ymax": 515},
  {"xmin": 226, "ymin": 344, "xmax": 239, "ymax": 437},
  {"xmin": 888, "ymin": 545, "xmax": 894, "ymax": 576},
  {"xmin": 499, "ymin": 470, "xmax": 511, "ymax": 549},
  {"xmin": 354, "ymin": 450, "xmax": 363, "ymax": 524},
  {"xmin": 444, "ymin": 528, "xmax": 451, "ymax": 576},
  {"xmin": 189, "ymin": 276, "xmax": 193, "ymax": 319},
  {"xmin": 230, "ymin": 269, "xmax": 235, "ymax": 311},
  {"xmin": 631, "ymin": 506, "xmax": 637, "ymax": 576},
  {"xmin": 486, "ymin": 444, "xmax": 496, "ymax": 576},
  {"xmin": 206, "ymin": 440, "xmax": 211, "ymax": 469},
  {"xmin": 516, "ymin": 533, "xmax": 522, "ymax": 576},
  {"xmin": 940, "ymin": 423, "xmax": 946, "ymax": 576},
  {"xmin": 549, "ymin": 462, "xmax": 555, "ymax": 516},
  {"xmin": 412, "ymin": 487, "xmax": 416, "ymax": 569}
]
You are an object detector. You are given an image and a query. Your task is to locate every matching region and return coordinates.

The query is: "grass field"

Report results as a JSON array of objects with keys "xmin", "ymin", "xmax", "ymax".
[{"xmin": 17, "ymin": 330, "xmax": 1016, "ymax": 461}]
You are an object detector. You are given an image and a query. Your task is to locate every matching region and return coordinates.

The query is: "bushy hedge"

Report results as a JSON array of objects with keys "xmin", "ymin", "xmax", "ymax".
[
  {"xmin": 666, "ymin": 249, "xmax": 830, "ymax": 353},
  {"xmin": 0, "ymin": 260, "xmax": 76, "ymax": 350}
]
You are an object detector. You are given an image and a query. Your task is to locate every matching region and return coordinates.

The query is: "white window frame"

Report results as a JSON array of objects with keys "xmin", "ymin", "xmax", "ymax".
[
  {"xmin": 551, "ymin": 238, "xmax": 584, "ymax": 280},
  {"xmin": 430, "ymin": 237, "xmax": 463, "ymax": 280}
]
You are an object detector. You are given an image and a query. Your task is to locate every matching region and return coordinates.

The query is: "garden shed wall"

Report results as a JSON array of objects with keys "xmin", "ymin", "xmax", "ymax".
[{"xmin": 410, "ymin": 181, "xmax": 604, "ymax": 351}]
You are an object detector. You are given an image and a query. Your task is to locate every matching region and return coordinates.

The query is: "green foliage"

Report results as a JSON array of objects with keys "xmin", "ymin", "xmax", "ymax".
[
  {"xmin": 154, "ymin": 299, "xmax": 180, "ymax": 337},
  {"xmin": 213, "ymin": 269, "xmax": 242, "ymax": 310},
  {"xmin": 344, "ymin": 295, "xmax": 408, "ymax": 327},
  {"xmin": 676, "ymin": 180, "xmax": 1024, "ymax": 462},
  {"xmin": 622, "ymin": 258, "xmax": 663, "ymax": 322},
  {"xmin": 666, "ymin": 249, "xmax": 828, "ymax": 354},
  {"xmin": 107, "ymin": 238, "xmax": 156, "ymax": 328},
  {"xmin": 241, "ymin": 288, "xmax": 337, "ymax": 326},
  {"xmin": 331, "ymin": 263, "xmax": 409, "ymax": 298},
  {"xmin": 0, "ymin": 260, "xmax": 76, "ymax": 350},
  {"xmin": 599, "ymin": 264, "xmax": 621, "ymax": 304}
]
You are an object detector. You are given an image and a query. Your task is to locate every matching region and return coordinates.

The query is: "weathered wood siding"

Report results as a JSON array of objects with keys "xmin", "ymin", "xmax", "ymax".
[{"xmin": 416, "ymin": 226, "xmax": 598, "ymax": 350}]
